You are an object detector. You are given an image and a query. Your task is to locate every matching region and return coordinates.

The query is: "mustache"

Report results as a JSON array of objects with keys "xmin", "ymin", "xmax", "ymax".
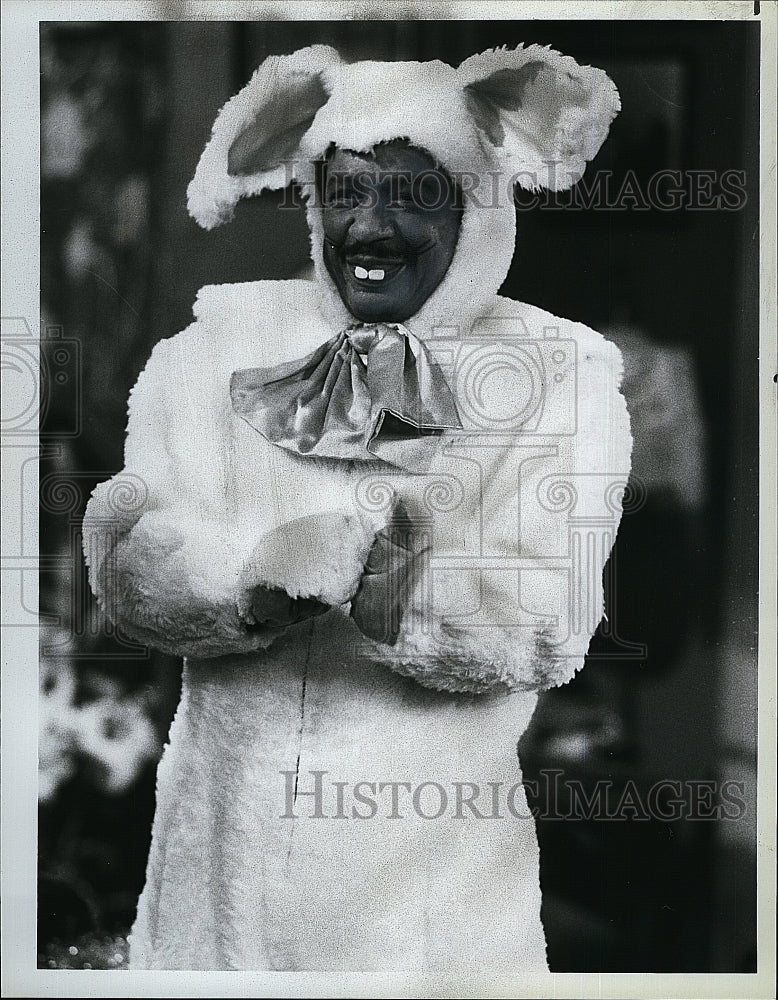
[{"xmin": 335, "ymin": 239, "xmax": 436, "ymax": 259}]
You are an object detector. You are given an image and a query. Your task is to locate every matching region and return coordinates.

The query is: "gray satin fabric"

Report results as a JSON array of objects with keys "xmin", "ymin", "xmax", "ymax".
[{"xmin": 230, "ymin": 323, "xmax": 461, "ymax": 472}]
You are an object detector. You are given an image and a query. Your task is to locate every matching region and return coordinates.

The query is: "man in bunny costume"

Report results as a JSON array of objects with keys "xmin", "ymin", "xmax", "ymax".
[{"xmin": 83, "ymin": 43, "xmax": 631, "ymax": 980}]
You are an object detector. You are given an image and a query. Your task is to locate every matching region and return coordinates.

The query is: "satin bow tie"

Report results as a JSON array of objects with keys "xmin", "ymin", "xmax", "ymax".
[{"xmin": 230, "ymin": 323, "xmax": 461, "ymax": 472}]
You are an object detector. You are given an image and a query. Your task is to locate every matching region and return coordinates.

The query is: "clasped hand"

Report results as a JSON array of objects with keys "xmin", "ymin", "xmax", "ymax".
[{"xmin": 246, "ymin": 510, "xmax": 424, "ymax": 643}]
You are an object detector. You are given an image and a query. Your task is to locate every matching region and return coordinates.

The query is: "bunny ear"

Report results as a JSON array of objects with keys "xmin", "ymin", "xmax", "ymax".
[
  {"xmin": 459, "ymin": 45, "xmax": 620, "ymax": 191},
  {"xmin": 187, "ymin": 45, "xmax": 340, "ymax": 229},
  {"xmin": 227, "ymin": 73, "xmax": 329, "ymax": 177}
]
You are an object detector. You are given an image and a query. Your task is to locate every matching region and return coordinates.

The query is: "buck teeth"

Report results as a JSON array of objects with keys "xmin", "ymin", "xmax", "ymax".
[{"xmin": 354, "ymin": 266, "xmax": 386, "ymax": 281}]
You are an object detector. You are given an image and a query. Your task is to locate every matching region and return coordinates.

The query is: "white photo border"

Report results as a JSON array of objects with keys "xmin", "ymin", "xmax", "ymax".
[{"xmin": 2, "ymin": 2, "xmax": 775, "ymax": 997}]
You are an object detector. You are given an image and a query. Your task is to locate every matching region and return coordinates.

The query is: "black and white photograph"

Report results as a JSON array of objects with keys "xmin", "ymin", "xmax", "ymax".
[{"xmin": 1, "ymin": 1, "xmax": 776, "ymax": 996}]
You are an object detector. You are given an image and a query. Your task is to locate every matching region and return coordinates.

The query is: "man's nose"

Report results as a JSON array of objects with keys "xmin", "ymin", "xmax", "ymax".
[{"xmin": 347, "ymin": 200, "xmax": 395, "ymax": 244}]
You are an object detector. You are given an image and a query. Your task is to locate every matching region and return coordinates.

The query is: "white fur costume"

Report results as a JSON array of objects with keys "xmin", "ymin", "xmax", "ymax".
[{"xmin": 83, "ymin": 45, "xmax": 631, "ymax": 984}]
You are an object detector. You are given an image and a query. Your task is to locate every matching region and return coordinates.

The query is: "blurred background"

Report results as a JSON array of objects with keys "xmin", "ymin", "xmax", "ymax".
[{"xmin": 38, "ymin": 18, "xmax": 759, "ymax": 972}]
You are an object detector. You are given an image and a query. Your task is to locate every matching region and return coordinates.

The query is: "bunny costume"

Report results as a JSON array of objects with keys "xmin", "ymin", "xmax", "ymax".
[{"xmin": 83, "ymin": 44, "xmax": 631, "ymax": 982}]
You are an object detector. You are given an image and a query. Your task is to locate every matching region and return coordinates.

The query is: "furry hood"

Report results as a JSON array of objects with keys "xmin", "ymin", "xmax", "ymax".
[{"xmin": 187, "ymin": 44, "xmax": 620, "ymax": 338}]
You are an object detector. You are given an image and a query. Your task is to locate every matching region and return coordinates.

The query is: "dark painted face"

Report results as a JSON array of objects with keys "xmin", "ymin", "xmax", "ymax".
[{"xmin": 321, "ymin": 141, "xmax": 463, "ymax": 324}]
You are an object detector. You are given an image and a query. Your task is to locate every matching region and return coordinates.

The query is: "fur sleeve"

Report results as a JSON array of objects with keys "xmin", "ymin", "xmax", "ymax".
[
  {"xmin": 82, "ymin": 338, "xmax": 274, "ymax": 658},
  {"xmin": 364, "ymin": 573, "xmax": 586, "ymax": 696},
  {"xmin": 82, "ymin": 336, "xmax": 378, "ymax": 659},
  {"xmin": 364, "ymin": 328, "xmax": 634, "ymax": 695}
]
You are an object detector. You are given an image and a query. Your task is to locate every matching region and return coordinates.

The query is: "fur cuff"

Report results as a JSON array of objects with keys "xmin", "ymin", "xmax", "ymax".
[
  {"xmin": 237, "ymin": 511, "xmax": 379, "ymax": 617},
  {"xmin": 83, "ymin": 486, "xmax": 283, "ymax": 660},
  {"xmin": 366, "ymin": 613, "xmax": 584, "ymax": 696}
]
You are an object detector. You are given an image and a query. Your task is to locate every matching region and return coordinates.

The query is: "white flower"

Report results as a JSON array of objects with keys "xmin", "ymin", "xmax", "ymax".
[
  {"xmin": 38, "ymin": 637, "xmax": 78, "ymax": 803},
  {"xmin": 73, "ymin": 695, "xmax": 160, "ymax": 795},
  {"xmin": 41, "ymin": 94, "xmax": 90, "ymax": 180},
  {"xmin": 63, "ymin": 221, "xmax": 98, "ymax": 283}
]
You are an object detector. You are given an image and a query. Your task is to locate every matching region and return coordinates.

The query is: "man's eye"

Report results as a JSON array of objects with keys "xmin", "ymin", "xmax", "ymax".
[
  {"xmin": 390, "ymin": 182, "xmax": 415, "ymax": 207},
  {"xmin": 416, "ymin": 178, "xmax": 448, "ymax": 208},
  {"xmin": 388, "ymin": 179, "xmax": 447, "ymax": 210},
  {"xmin": 326, "ymin": 184, "xmax": 357, "ymax": 207}
]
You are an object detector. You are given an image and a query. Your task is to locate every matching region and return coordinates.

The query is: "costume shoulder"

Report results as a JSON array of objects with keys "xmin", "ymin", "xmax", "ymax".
[
  {"xmin": 490, "ymin": 294, "xmax": 625, "ymax": 382},
  {"xmin": 192, "ymin": 277, "xmax": 321, "ymax": 328},
  {"xmin": 125, "ymin": 279, "xmax": 331, "ymax": 460},
  {"xmin": 144, "ymin": 279, "xmax": 331, "ymax": 380},
  {"xmin": 192, "ymin": 278, "xmax": 331, "ymax": 362}
]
